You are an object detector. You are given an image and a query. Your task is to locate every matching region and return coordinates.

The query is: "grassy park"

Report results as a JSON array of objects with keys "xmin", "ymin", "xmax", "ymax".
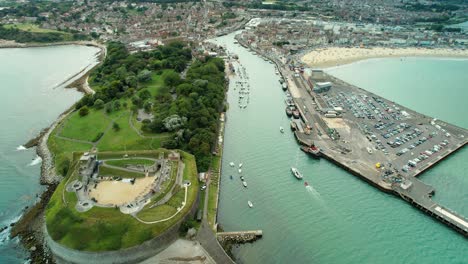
[
  {"xmin": 44, "ymin": 41, "xmax": 225, "ymax": 251},
  {"xmin": 59, "ymin": 109, "xmax": 110, "ymax": 142},
  {"xmin": 47, "ymin": 69, "xmax": 173, "ymax": 175},
  {"xmin": 105, "ymin": 158, "xmax": 155, "ymax": 168},
  {"xmin": 207, "ymin": 154, "xmax": 222, "ymax": 228},
  {"xmin": 3, "ymin": 23, "xmax": 68, "ymax": 34},
  {"xmin": 98, "ymin": 165, "xmax": 146, "ymax": 178}
]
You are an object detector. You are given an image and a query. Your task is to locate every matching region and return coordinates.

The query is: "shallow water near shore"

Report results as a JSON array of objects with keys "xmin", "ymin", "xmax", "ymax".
[
  {"xmin": 215, "ymin": 32, "xmax": 468, "ymax": 264},
  {"xmin": 0, "ymin": 45, "xmax": 99, "ymax": 263}
]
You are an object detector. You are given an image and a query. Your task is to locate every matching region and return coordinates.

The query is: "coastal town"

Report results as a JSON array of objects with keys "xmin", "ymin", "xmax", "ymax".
[{"xmin": 0, "ymin": 0, "xmax": 468, "ymax": 264}]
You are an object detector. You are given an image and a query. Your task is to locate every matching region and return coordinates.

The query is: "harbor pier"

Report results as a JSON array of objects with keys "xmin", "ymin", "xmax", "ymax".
[{"xmin": 235, "ymin": 36, "xmax": 468, "ymax": 237}]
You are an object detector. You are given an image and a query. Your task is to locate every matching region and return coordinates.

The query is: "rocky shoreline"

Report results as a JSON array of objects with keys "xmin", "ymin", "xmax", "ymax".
[{"xmin": 6, "ymin": 41, "xmax": 106, "ymax": 263}]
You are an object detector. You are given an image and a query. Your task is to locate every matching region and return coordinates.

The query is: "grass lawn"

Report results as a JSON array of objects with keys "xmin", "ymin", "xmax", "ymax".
[
  {"xmin": 136, "ymin": 154, "xmax": 199, "ymax": 223},
  {"xmin": 60, "ymin": 109, "xmax": 110, "ymax": 142},
  {"xmin": 97, "ymin": 111, "xmax": 170, "ymax": 151},
  {"xmin": 98, "ymin": 165, "xmax": 146, "ymax": 178},
  {"xmin": 46, "ymin": 150, "xmax": 199, "ymax": 252},
  {"xmin": 105, "ymin": 158, "xmax": 156, "ymax": 168},
  {"xmin": 207, "ymin": 154, "xmax": 221, "ymax": 228},
  {"xmin": 47, "ymin": 133, "xmax": 93, "ymax": 175},
  {"xmin": 145, "ymin": 70, "xmax": 172, "ymax": 96},
  {"xmin": 97, "ymin": 150, "xmax": 164, "ymax": 160},
  {"xmin": 207, "ymin": 183, "xmax": 218, "ymax": 228},
  {"xmin": 4, "ymin": 23, "xmax": 69, "ymax": 34}
]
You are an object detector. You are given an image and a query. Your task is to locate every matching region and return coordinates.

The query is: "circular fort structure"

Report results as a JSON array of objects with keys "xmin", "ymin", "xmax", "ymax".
[{"xmin": 45, "ymin": 150, "xmax": 200, "ymax": 264}]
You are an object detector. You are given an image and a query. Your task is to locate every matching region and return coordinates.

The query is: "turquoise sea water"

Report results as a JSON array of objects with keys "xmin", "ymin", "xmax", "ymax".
[
  {"xmin": 0, "ymin": 45, "xmax": 99, "ymax": 263},
  {"xmin": 214, "ymin": 32, "xmax": 468, "ymax": 264}
]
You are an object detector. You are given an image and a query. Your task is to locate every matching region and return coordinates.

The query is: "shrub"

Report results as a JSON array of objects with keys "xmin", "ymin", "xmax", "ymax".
[
  {"xmin": 113, "ymin": 122, "xmax": 120, "ymax": 131},
  {"xmin": 79, "ymin": 106, "xmax": 89, "ymax": 117},
  {"xmin": 92, "ymin": 132, "xmax": 104, "ymax": 142}
]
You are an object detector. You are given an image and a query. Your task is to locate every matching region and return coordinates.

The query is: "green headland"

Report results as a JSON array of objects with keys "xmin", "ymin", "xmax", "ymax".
[{"xmin": 44, "ymin": 40, "xmax": 227, "ymax": 251}]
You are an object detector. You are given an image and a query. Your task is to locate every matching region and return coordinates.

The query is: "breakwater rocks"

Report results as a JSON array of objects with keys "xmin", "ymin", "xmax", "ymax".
[
  {"xmin": 10, "ymin": 184, "xmax": 58, "ymax": 264},
  {"xmin": 24, "ymin": 128, "xmax": 47, "ymax": 148},
  {"xmin": 217, "ymin": 230, "xmax": 263, "ymax": 244},
  {"xmin": 36, "ymin": 110, "xmax": 69, "ymax": 185}
]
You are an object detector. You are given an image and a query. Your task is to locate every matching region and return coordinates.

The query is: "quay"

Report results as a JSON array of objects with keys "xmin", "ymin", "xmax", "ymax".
[{"xmin": 235, "ymin": 37, "xmax": 468, "ymax": 237}]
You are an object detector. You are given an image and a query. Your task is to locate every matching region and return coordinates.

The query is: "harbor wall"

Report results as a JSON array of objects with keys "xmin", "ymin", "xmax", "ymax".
[
  {"xmin": 319, "ymin": 151, "xmax": 394, "ymax": 194},
  {"xmin": 45, "ymin": 191, "xmax": 200, "ymax": 264},
  {"xmin": 413, "ymin": 140, "xmax": 467, "ymax": 178}
]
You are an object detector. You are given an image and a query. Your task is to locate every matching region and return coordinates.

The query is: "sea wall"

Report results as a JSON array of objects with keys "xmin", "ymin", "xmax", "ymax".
[{"xmin": 45, "ymin": 192, "xmax": 199, "ymax": 264}]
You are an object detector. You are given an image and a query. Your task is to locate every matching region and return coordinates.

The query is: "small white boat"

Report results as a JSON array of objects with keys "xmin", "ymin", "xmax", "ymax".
[
  {"xmin": 367, "ymin": 147, "xmax": 373, "ymax": 154},
  {"xmin": 238, "ymin": 169, "xmax": 242, "ymax": 174},
  {"xmin": 229, "ymin": 162, "xmax": 235, "ymax": 167},
  {"xmin": 248, "ymin": 201, "xmax": 253, "ymax": 208},
  {"xmin": 243, "ymin": 181, "xmax": 247, "ymax": 187},
  {"xmin": 291, "ymin": 167, "xmax": 303, "ymax": 179},
  {"xmin": 280, "ymin": 126, "xmax": 284, "ymax": 133},
  {"xmin": 239, "ymin": 163, "xmax": 243, "ymax": 168}
]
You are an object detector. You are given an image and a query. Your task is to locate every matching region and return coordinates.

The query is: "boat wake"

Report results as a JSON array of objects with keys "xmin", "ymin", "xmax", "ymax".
[
  {"xmin": 28, "ymin": 156, "xmax": 42, "ymax": 166},
  {"xmin": 306, "ymin": 185, "xmax": 321, "ymax": 198},
  {"xmin": 16, "ymin": 145, "xmax": 27, "ymax": 151}
]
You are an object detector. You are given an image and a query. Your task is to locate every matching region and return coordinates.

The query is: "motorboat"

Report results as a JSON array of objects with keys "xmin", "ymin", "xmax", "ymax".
[
  {"xmin": 230, "ymin": 175, "xmax": 233, "ymax": 180},
  {"xmin": 300, "ymin": 145, "xmax": 321, "ymax": 158},
  {"xmin": 291, "ymin": 167, "xmax": 303, "ymax": 179},
  {"xmin": 238, "ymin": 169, "xmax": 242, "ymax": 174},
  {"xmin": 240, "ymin": 175, "xmax": 245, "ymax": 181},
  {"xmin": 292, "ymin": 110, "xmax": 300, "ymax": 119},
  {"xmin": 248, "ymin": 201, "xmax": 253, "ymax": 208},
  {"xmin": 285, "ymin": 106, "xmax": 293, "ymax": 117},
  {"xmin": 290, "ymin": 121, "xmax": 298, "ymax": 131},
  {"xmin": 229, "ymin": 162, "xmax": 235, "ymax": 167},
  {"xmin": 239, "ymin": 163, "xmax": 243, "ymax": 168},
  {"xmin": 304, "ymin": 181, "xmax": 309, "ymax": 186},
  {"xmin": 243, "ymin": 181, "xmax": 247, "ymax": 187},
  {"xmin": 280, "ymin": 126, "xmax": 284, "ymax": 133}
]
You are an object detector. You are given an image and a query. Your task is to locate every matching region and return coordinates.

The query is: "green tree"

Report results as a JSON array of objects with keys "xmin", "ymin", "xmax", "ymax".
[
  {"xmin": 163, "ymin": 71, "xmax": 181, "ymax": 87},
  {"xmin": 143, "ymin": 101, "xmax": 152, "ymax": 113},
  {"xmin": 113, "ymin": 100, "xmax": 121, "ymax": 111},
  {"xmin": 79, "ymin": 106, "xmax": 89, "ymax": 117},
  {"xmin": 137, "ymin": 69, "xmax": 152, "ymax": 82},
  {"xmin": 113, "ymin": 122, "xmax": 120, "ymax": 131},
  {"xmin": 94, "ymin": 99, "xmax": 105, "ymax": 109}
]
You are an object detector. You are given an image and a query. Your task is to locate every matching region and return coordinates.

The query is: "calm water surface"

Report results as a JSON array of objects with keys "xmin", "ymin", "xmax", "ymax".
[
  {"xmin": 0, "ymin": 45, "xmax": 99, "ymax": 263},
  {"xmin": 214, "ymin": 32, "xmax": 468, "ymax": 264}
]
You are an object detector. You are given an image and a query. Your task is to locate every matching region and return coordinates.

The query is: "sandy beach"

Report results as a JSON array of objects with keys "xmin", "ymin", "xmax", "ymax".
[{"xmin": 301, "ymin": 47, "xmax": 468, "ymax": 68}]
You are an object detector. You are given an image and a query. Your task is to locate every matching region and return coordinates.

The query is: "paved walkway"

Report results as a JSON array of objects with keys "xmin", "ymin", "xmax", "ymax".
[
  {"xmin": 196, "ymin": 168, "xmax": 235, "ymax": 263},
  {"xmin": 196, "ymin": 221, "xmax": 235, "ymax": 264},
  {"xmin": 139, "ymin": 239, "xmax": 215, "ymax": 264}
]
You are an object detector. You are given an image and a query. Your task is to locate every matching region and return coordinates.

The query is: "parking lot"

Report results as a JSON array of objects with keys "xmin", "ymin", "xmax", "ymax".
[{"xmin": 315, "ymin": 82, "xmax": 466, "ymax": 178}]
